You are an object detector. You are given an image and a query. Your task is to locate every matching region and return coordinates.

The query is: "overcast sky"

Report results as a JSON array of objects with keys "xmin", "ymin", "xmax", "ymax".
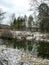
[
  {"xmin": 0, "ymin": 0, "xmax": 32, "ymax": 16},
  {"xmin": 0, "ymin": 0, "xmax": 49, "ymax": 16},
  {"xmin": 0, "ymin": 0, "xmax": 49, "ymax": 24},
  {"xmin": 0, "ymin": 0, "xmax": 33, "ymax": 24}
]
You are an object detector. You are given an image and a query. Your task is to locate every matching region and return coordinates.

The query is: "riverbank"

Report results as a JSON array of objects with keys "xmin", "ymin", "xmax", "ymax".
[
  {"xmin": 0, "ymin": 45, "xmax": 49, "ymax": 65},
  {"xmin": 10, "ymin": 31, "xmax": 49, "ymax": 42}
]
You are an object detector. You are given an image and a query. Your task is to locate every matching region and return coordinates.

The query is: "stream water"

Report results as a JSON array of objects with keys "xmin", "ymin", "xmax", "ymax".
[
  {"xmin": 0, "ymin": 39, "xmax": 49, "ymax": 65},
  {"xmin": 1, "ymin": 39, "xmax": 49, "ymax": 59}
]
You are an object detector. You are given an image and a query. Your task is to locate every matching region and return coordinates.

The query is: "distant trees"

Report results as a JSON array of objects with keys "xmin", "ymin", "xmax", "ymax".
[
  {"xmin": 28, "ymin": 15, "xmax": 34, "ymax": 30},
  {"xmin": 10, "ymin": 14, "xmax": 34, "ymax": 31},
  {"xmin": 11, "ymin": 15, "xmax": 27, "ymax": 30},
  {"xmin": 16, "ymin": 16, "xmax": 25, "ymax": 30},
  {"xmin": 23, "ymin": 15, "xmax": 27, "ymax": 30}
]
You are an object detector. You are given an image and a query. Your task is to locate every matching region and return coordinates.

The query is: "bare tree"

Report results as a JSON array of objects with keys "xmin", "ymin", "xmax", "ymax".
[
  {"xmin": 29, "ymin": 0, "xmax": 49, "ymax": 27},
  {"xmin": 30, "ymin": 0, "xmax": 49, "ymax": 14},
  {"xmin": 0, "ymin": 8, "xmax": 6, "ymax": 24},
  {"xmin": 30, "ymin": 0, "xmax": 49, "ymax": 8}
]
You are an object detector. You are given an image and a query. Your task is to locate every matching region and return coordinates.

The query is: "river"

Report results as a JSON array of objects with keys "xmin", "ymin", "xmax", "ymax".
[{"xmin": 0, "ymin": 36, "xmax": 49, "ymax": 65}]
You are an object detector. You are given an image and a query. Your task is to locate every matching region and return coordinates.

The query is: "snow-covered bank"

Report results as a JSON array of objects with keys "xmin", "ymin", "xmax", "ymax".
[
  {"xmin": 0, "ymin": 45, "xmax": 49, "ymax": 65},
  {"xmin": 11, "ymin": 31, "xmax": 49, "ymax": 42}
]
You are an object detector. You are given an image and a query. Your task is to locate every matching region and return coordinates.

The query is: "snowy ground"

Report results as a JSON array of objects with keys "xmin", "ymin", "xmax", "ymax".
[
  {"xmin": 10, "ymin": 31, "xmax": 49, "ymax": 42},
  {"xmin": 0, "ymin": 45, "xmax": 49, "ymax": 65}
]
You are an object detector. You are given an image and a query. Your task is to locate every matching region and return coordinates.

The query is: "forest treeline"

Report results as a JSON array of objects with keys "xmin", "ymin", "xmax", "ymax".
[
  {"xmin": 8, "ymin": 3, "xmax": 49, "ymax": 32},
  {"xmin": 0, "ymin": 2, "xmax": 49, "ymax": 32}
]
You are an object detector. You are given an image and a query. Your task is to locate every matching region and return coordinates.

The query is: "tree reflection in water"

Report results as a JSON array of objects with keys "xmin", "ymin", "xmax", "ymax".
[{"xmin": 3, "ymin": 39, "xmax": 49, "ymax": 59}]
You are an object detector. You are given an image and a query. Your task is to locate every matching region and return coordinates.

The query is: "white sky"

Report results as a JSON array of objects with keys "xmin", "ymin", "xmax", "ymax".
[
  {"xmin": 0, "ymin": 0, "xmax": 34, "ymax": 24},
  {"xmin": 0, "ymin": 0, "xmax": 31, "ymax": 16},
  {"xmin": 0, "ymin": 0, "xmax": 32, "ymax": 24},
  {"xmin": 0, "ymin": 0, "xmax": 49, "ymax": 24},
  {"xmin": 0, "ymin": 0, "xmax": 49, "ymax": 17}
]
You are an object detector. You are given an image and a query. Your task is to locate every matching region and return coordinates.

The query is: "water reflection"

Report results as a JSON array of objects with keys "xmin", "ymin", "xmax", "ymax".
[
  {"xmin": 38, "ymin": 41, "xmax": 49, "ymax": 59},
  {"xmin": 3, "ymin": 39, "xmax": 39, "ymax": 57},
  {"xmin": 1, "ymin": 39, "xmax": 49, "ymax": 59},
  {"xmin": 0, "ymin": 39, "xmax": 4, "ymax": 45}
]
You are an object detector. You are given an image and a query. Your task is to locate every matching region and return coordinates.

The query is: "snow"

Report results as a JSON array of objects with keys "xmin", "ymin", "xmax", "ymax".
[
  {"xmin": 26, "ymin": 36, "xmax": 33, "ymax": 40},
  {"xmin": 0, "ymin": 45, "xmax": 49, "ymax": 65}
]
